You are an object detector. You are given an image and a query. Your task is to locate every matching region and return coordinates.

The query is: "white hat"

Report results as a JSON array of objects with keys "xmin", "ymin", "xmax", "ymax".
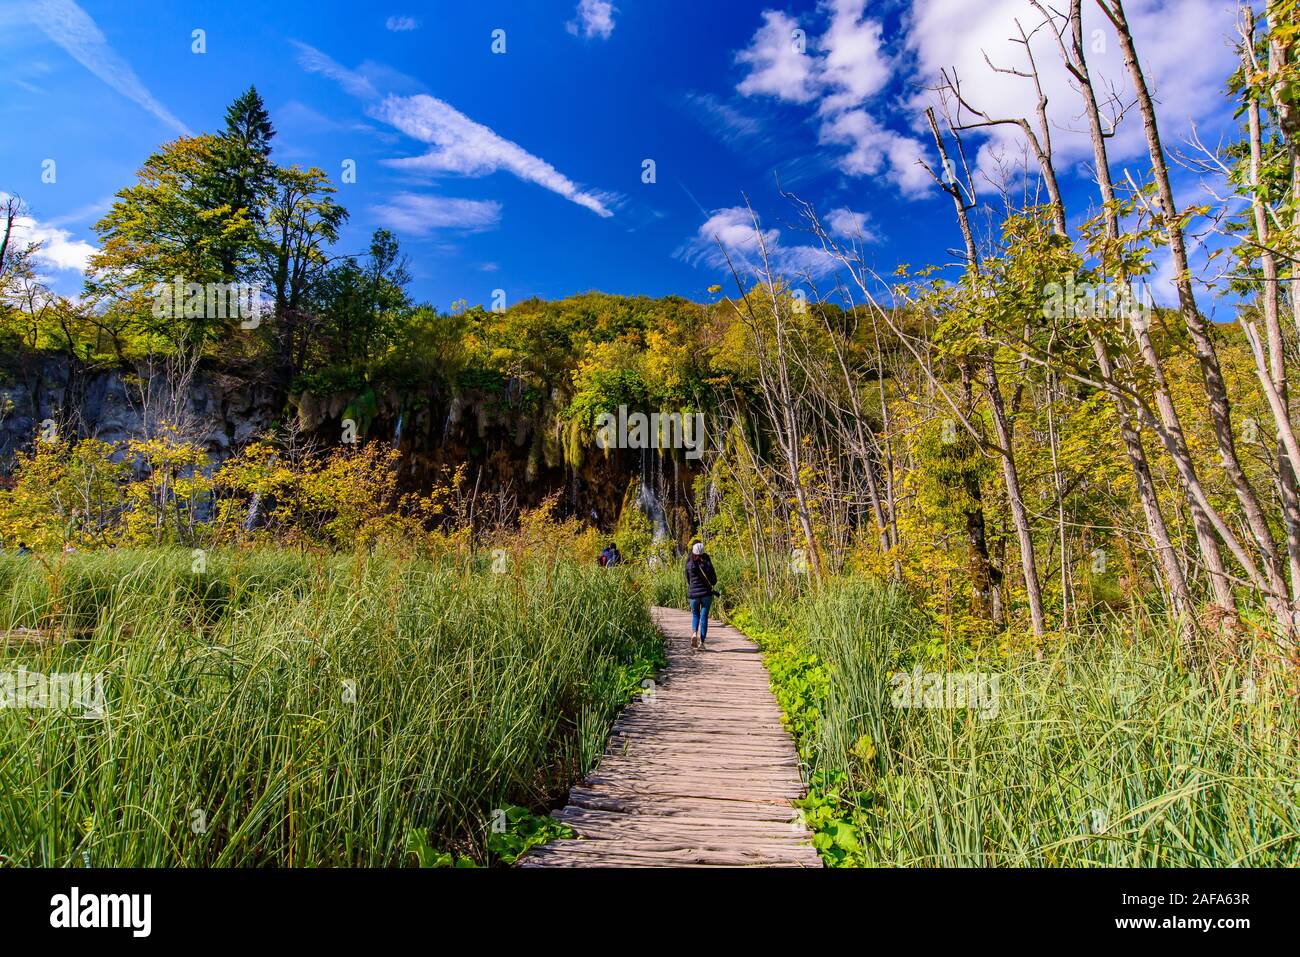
[{"xmin": 692, "ymin": 542, "xmax": 704, "ymax": 555}]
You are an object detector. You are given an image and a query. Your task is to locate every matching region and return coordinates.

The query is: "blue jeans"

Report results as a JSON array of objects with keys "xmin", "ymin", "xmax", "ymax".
[{"xmin": 689, "ymin": 595, "xmax": 713, "ymax": 641}]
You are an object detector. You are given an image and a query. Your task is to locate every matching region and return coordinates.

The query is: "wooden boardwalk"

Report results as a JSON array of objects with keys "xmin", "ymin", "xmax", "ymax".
[{"xmin": 521, "ymin": 606, "xmax": 822, "ymax": 868}]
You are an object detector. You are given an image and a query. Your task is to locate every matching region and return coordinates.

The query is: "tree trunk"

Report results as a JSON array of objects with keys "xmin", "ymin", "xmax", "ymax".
[
  {"xmin": 926, "ymin": 107, "xmax": 1046, "ymax": 637},
  {"xmin": 1108, "ymin": 0, "xmax": 1291, "ymax": 616},
  {"xmin": 1246, "ymin": 7, "xmax": 1300, "ymax": 598}
]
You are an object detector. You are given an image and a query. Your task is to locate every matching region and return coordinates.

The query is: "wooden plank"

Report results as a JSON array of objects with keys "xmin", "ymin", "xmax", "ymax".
[
  {"xmin": 521, "ymin": 842, "xmax": 821, "ymax": 868},
  {"xmin": 553, "ymin": 807, "xmax": 810, "ymax": 841},
  {"xmin": 519, "ymin": 606, "xmax": 822, "ymax": 868},
  {"xmin": 563, "ymin": 790, "xmax": 799, "ymax": 820}
]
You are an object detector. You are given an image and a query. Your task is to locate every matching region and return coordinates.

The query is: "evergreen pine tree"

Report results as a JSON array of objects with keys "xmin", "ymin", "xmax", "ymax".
[{"xmin": 212, "ymin": 85, "xmax": 277, "ymax": 279}]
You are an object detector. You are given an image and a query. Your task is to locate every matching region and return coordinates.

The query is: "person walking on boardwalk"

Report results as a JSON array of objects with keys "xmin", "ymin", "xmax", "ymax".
[{"xmin": 685, "ymin": 540, "xmax": 718, "ymax": 650}]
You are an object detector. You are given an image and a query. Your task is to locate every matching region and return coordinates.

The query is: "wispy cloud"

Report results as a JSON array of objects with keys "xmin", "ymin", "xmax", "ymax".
[
  {"xmin": 675, "ymin": 205, "xmax": 838, "ymax": 280},
  {"xmin": 295, "ymin": 42, "xmax": 617, "ymax": 218},
  {"xmin": 42, "ymin": 195, "xmax": 112, "ymax": 229},
  {"xmin": 25, "ymin": 0, "xmax": 190, "ymax": 135},
  {"xmin": 370, "ymin": 193, "xmax": 502, "ymax": 236},
  {"xmin": 374, "ymin": 95, "xmax": 617, "ymax": 217},
  {"xmin": 566, "ymin": 0, "xmax": 617, "ymax": 40},
  {"xmin": 275, "ymin": 99, "xmax": 385, "ymax": 139},
  {"xmin": 684, "ymin": 91, "xmax": 764, "ymax": 146},
  {"xmin": 385, "ymin": 15, "xmax": 420, "ymax": 32},
  {"xmin": 292, "ymin": 41, "xmax": 379, "ymax": 100},
  {"xmin": 683, "ymin": 91, "xmax": 831, "ymax": 190}
]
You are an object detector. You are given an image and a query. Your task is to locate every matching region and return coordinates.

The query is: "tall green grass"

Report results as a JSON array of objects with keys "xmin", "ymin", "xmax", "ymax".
[
  {"xmin": 738, "ymin": 581, "xmax": 1300, "ymax": 867},
  {"xmin": 0, "ymin": 549, "xmax": 661, "ymax": 866}
]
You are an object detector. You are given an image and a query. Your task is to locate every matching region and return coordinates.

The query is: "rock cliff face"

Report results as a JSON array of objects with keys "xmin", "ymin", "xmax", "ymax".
[
  {"xmin": 0, "ymin": 352, "xmax": 276, "ymax": 463},
  {"xmin": 0, "ymin": 351, "xmax": 700, "ymax": 539}
]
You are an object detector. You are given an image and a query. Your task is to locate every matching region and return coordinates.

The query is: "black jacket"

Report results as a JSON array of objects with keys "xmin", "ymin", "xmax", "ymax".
[{"xmin": 685, "ymin": 553, "xmax": 718, "ymax": 599}]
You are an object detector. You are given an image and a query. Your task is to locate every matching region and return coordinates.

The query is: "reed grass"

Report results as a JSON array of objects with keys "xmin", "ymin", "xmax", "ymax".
[
  {"xmin": 0, "ymin": 548, "xmax": 661, "ymax": 866},
  {"xmin": 741, "ymin": 580, "xmax": 1300, "ymax": 866}
]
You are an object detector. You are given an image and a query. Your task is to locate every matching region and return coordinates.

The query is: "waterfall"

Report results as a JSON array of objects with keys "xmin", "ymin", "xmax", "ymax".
[
  {"xmin": 704, "ymin": 478, "xmax": 721, "ymax": 522},
  {"xmin": 638, "ymin": 448, "xmax": 669, "ymax": 541}
]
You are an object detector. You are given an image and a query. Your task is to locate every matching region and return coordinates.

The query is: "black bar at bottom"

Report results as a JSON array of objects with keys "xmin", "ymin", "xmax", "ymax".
[{"xmin": 0, "ymin": 867, "xmax": 1283, "ymax": 943}]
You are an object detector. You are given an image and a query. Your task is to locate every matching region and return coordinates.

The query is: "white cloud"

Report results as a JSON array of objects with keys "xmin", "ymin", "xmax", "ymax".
[
  {"xmin": 2, "ymin": 194, "xmax": 97, "ymax": 273},
  {"xmin": 734, "ymin": 2, "xmax": 927, "ymax": 198},
  {"xmin": 385, "ymin": 15, "xmax": 420, "ymax": 32},
  {"xmin": 295, "ymin": 43, "xmax": 616, "ymax": 218},
  {"xmin": 567, "ymin": 0, "xmax": 617, "ymax": 40},
  {"xmin": 730, "ymin": 0, "xmax": 1238, "ymax": 203},
  {"xmin": 819, "ymin": 109, "xmax": 932, "ymax": 197},
  {"xmin": 905, "ymin": 0, "xmax": 1240, "ymax": 187},
  {"xmin": 374, "ymin": 94, "xmax": 616, "ymax": 217},
  {"xmin": 675, "ymin": 206, "xmax": 838, "ymax": 279},
  {"xmin": 818, "ymin": 0, "xmax": 892, "ymax": 115},
  {"xmin": 25, "ymin": 0, "xmax": 190, "ymax": 135},
  {"xmin": 736, "ymin": 10, "xmax": 819, "ymax": 103},
  {"xmin": 824, "ymin": 206, "xmax": 880, "ymax": 243},
  {"xmin": 370, "ymin": 193, "xmax": 501, "ymax": 236}
]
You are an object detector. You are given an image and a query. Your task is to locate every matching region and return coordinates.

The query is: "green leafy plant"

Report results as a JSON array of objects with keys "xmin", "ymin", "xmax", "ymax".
[{"xmin": 486, "ymin": 806, "xmax": 576, "ymax": 865}]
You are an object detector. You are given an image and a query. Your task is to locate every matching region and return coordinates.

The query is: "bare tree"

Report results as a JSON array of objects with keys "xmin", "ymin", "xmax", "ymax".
[
  {"xmin": 1102, "ymin": 0, "xmax": 1294, "ymax": 632},
  {"xmin": 1022, "ymin": 0, "xmax": 1200, "ymax": 634},
  {"xmin": 920, "ymin": 106, "xmax": 1048, "ymax": 638},
  {"xmin": 718, "ymin": 200, "xmax": 824, "ymax": 583},
  {"xmin": 1241, "ymin": 5, "xmax": 1300, "ymax": 599}
]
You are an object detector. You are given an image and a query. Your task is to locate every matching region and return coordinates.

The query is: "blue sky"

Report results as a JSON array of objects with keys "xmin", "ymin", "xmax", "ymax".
[{"xmin": 0, "ymin": 0, "xmax": 1247, "ymax": 313}]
